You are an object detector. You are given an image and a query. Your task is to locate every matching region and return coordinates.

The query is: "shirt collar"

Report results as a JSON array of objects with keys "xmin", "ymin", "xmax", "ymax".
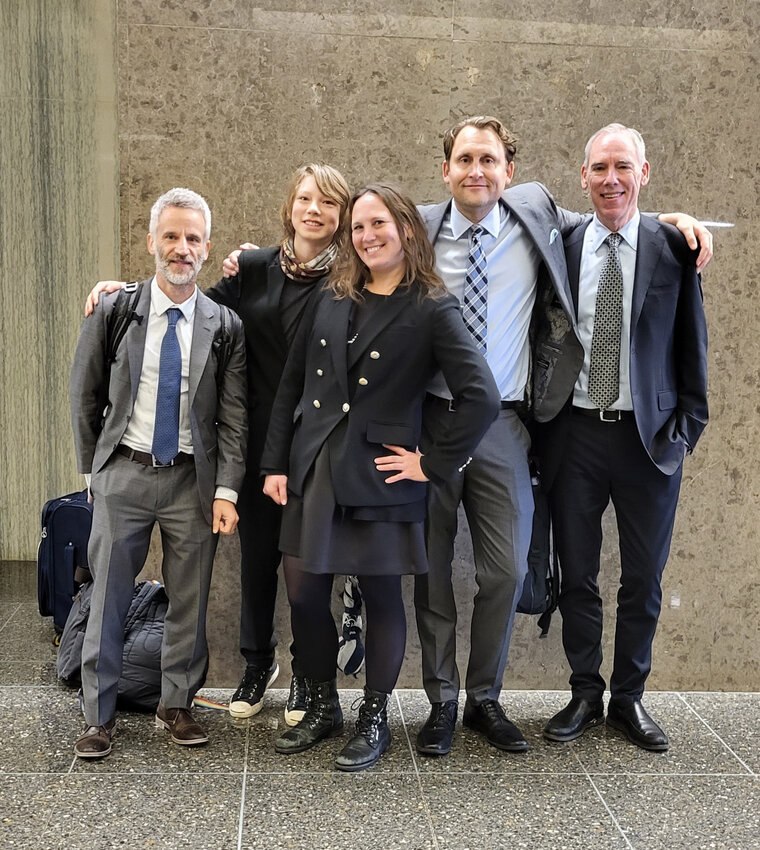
[
  {"xmin": 150, "ymin": 276, "xmax": 197, "ymax": 322},
  {"xmin": 589, "ymin": 210, "xmax": 640, "ymax": 253},
  {"xmin": 450, "ymin": 199, "xmax": 503, "ymax": 240}
]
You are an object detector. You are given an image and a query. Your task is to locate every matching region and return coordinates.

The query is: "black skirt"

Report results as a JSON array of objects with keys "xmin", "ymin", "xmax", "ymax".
[{"xmin": 279, "ymin": 440, "xmax": 428, "ymax": 576}]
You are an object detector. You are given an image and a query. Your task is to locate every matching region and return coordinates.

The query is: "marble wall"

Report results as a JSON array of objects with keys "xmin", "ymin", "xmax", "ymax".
[
  {"xmin": 0, "ymin": 1, "xmax": 118, "ymax": 558},
  {"xmin": 6, "ymin": 1, "xmax": 758, "ymax": 691}
]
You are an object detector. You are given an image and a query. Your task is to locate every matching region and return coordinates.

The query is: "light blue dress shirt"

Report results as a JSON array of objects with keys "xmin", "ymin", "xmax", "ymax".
[
  {"xmin": 429, "ymin": 200, "xmax": 540, "ymax": 401},
  {"xmin": 573, "ymin": 211, "xmax": 640, "ymax": 411}
]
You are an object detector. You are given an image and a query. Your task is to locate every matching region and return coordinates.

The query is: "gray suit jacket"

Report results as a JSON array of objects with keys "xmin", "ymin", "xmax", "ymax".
[
  {"xmin": 70, "ymin": 279, "xmax": 248, "ymax": 523},
  {"xmin": 418, "ymin": 181, "xmax": 585, "ymax": 419}
]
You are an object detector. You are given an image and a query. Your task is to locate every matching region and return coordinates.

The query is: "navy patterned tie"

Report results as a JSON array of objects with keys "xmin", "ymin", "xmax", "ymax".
[
  {"xmin": 588, "ymin": 232, "xmax": 623, "ymax": 410},
  {"xmin": 152, "ymin": 307, "xmax": 182, "ymax": 464},
  {"xmin": 463, "ymin": 225, "xmax": 488, "ymax": 355}
]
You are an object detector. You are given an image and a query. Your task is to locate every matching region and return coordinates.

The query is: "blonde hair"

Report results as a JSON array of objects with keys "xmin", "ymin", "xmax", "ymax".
[
  {"xmin": 328, "ymin": 183, "xmax": 448, "ymax": 302},
  {"xmin": 280, "ymin": 163, "xmax": 351, "ymax": 249}
]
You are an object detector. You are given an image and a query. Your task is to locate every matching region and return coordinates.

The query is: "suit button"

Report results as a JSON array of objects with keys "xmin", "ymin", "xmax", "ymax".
[
  {"xmin": 358, "ymin": 378, "xmax": 368, "ymax": 386},
  {"xmin": 313, "ymin": 400, "xmax": 321, "ymax": 408},
  {"xmin": 342, "ymin": 403, "xmax": 350, "ymax": 413},
  {"xmin": 317, "ymin": 369, "xmax": 323, "ymax": 376},
  {"xmin": 370, "ymin": 350, "xmax": 380, "ymax": 359},
  {"xmin": 320, "ymin": 338, "xmax": 327, "ymax": 347}
]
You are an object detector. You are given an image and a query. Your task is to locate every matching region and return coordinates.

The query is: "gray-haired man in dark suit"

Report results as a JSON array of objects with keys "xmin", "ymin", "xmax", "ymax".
[{"xmin": 70, "ymin": 187, "xmax": 247, "ymax": 759}]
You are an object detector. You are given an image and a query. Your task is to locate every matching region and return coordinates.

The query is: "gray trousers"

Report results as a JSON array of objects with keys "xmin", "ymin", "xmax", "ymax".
[
  {"xmin": 81, "ymin": 453, "xmax": 217, "ymax": 725},
  {"xmin": 415, "ymin": 404, "xmax": 533, "ymax": 704}
]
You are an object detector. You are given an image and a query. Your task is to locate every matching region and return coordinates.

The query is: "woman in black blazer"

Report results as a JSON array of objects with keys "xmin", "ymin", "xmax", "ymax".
[{"xmin": 262, "ymin": 183, "xmax": 500, "ymax": 771}]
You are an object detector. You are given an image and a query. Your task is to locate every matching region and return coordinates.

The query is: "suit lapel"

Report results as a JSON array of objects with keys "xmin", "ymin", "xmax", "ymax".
[
  {"xmin": 127, "ymin": 280, "xmax": 152, "ymax": 403},
  {"xmin": 563, "ymin": 224, "xmax": 588, "ymax": 317},
  {"xmin": 188, "ymin": 291, "xmax": 215, "ymax": 408},
  {"xmin": 631, "ymin": 216, "xmax": 665, "ymax": 335},
  {"xmin": 502, "ymin": 193, "xmax": 577, "ymax": 321}
]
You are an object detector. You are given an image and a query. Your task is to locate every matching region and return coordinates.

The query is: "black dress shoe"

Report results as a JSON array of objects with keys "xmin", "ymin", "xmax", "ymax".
[
  {"xmin": 416, "ymin": 700, "xmax": 458, "ymax": 756},
  {"xmin": 543, "ymin": 697, "xmax": 604, "ymax": 742},
  {"xmin": 462, "ymin": 698, "xmax": 528, "ymax": 752},
  {"xmin": 606, "ymin": 699, "xmax": 669, "ymax": 751}
]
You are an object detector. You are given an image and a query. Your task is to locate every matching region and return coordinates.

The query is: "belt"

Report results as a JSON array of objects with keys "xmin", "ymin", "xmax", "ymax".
[
  {"xmin": 427, "ymin": 395, "xmax": 521, "ymax": 413},
  {"xmin": 116, "ymin": 444, "xmax": 193, "ymax": 467},
  {"xmin": 571, "ymin": 406, "xmax": 634, "ymax": 423}
]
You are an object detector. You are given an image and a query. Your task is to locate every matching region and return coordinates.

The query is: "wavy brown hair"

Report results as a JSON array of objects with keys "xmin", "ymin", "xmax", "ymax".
[
  {"xmin": 443, "ymin": 115, "xmax": 518, "ymax": 165},
  {"xmin": 280, "ymin": 163, "xmax": 351, "ymax": 250},
  {"xmin": 328, "ymin": 183, "xmax": 448, "ymax": 302}
]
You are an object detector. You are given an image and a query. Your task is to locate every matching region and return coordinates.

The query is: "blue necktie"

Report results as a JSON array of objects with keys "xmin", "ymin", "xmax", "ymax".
[
  {"xmin": 463, "ymin": 225, "xmax": 488, "ymax": 354},
  {"xmin": 152, "ymin": 307, "xmax": 182, "ymax": 464}
]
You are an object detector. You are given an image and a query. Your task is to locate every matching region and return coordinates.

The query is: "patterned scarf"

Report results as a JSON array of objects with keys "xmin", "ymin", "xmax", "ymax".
[{"xmin": 279, "ymin": 238, "xmax": 338, "ymax": 282}]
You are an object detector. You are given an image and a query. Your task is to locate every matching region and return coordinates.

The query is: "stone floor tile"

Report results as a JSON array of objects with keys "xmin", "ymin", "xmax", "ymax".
[
  {"xmin": 680, "ymin": 692, "xmax": 760, "ymax": 774},
  {"xmin": 36, "ymin": 774, "xmax": 242, "ymax": 849},
  {"xmin": 421, "ymin": 773, "xmax": 623, "ymax": 849},
  {"xmin": 0, "ymin": 660, "xmax": 59, "ymax": 686},
  {"xmin": 0, "ymin": 603, "xmax": 59, "ymax": 662},
  {"xmin": 0, "ymin": 686, "xmax": 83, "ymax": 774},
  {"xmin": 396, "ymin": 689, "xmax": 582, "ymax": 773},
  {"xmin": 241, "ymin": 772, "xmax": 434, "ymax": 850},
  {"xmin": 0, "ymin": 775, "xmax": 61, "ymax": 849},
  {"xmin": 594, "ymin": 774, "xmax": 760, "ymax": 849}
]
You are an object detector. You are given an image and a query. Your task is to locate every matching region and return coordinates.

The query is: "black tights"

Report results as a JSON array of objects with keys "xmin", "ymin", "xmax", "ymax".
[{"xmin": 283, "ymin": 556, "xmax": 406, "ymax": 695}]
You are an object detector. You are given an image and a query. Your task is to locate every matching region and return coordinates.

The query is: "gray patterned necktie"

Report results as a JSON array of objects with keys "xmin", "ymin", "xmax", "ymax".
[
  {"xmin": 588, "ymin": 232, "xmax": 623, "ymax": 410},
  {"xmin": 463, "ymin": 225, "xmax": 488, "ymax": 354}
]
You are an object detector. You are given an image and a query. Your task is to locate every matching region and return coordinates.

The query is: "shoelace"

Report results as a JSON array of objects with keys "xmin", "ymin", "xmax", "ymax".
[{"xmin": 429, "ymin": 706, "xmax": 456, "ymax": 730}]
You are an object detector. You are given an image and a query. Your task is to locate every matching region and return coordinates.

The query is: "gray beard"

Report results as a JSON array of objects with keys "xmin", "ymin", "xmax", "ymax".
[{"xmin": 156, "ymin": 253, "xmax": 204, "ymax": 286}]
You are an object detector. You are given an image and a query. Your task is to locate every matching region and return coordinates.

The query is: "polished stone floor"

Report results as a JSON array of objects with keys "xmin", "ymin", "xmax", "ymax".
[{"xmin": 3, "ymin": 561, "xmax": 758, "ymax": 850}]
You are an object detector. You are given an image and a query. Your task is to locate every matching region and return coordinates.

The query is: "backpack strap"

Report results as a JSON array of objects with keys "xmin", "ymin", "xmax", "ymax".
[{"xmin": 106, "ymin": 281, "xmax": 144, "ymax": 363}]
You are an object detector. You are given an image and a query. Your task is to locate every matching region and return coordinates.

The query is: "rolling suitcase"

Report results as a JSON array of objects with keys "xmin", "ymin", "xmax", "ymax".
[{"xmin": 37, "ymin": 489, "xmax": 93, "ymax": 637}]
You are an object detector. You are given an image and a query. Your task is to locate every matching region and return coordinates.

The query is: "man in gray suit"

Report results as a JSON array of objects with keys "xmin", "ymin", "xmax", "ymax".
[
  {"xmin": 414, "ymin": 116, "xmax": 712, "ymax": 756},
  {"xmin": 70, "ymin": 187, "xmax": 247, "ymax": 759}
]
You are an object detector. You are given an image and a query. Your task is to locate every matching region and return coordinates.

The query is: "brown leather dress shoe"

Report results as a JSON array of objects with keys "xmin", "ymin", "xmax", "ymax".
[
  {"xmin": 74, "ymin": 718, "xmax": 116, "ymax": 759},
  {"xmin": 155, "ymin": 702, "xmax": 208, "ymax": 746}
]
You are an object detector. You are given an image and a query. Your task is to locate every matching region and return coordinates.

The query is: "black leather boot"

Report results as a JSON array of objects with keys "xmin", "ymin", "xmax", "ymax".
[
  {"xmin": 335, "ymin": 687, "xmax": 391, "ymax": 772},
  {"xmin": 275, "ymin": 679, "xmax": 343, "ymax": 754}
]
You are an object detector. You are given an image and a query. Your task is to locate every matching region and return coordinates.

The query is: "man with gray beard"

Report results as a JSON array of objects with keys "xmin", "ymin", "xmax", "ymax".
[{"xmin": 69, "ymin": 187, "xmax": 247, "ymax": 759}]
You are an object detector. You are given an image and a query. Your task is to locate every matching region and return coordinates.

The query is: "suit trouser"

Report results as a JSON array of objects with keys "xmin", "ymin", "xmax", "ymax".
[
  {"xmin": 237, "ymin": 471, "xmax": 301, "ymax": 673},
  {"xmin": 549, "ymin": 414, "xmax": 682, "ymax": 702},
  {"xmin": 415, "ymin": 402, "xmax": 533, "ymax": 704},
  {"xmin": 81, "ymin": 453, "xmax": 217, "ymax": 726}
]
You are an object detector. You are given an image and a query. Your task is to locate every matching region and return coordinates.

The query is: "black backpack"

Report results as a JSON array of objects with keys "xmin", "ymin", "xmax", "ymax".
[{"xmin": 515, "ymin": 466, "xmax": 560, "ymax": 636}]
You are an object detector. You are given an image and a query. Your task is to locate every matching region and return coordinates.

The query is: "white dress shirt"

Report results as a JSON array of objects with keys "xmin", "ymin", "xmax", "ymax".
[{"xmin": 573, "ymin": 211, "xmax": 640, "ymax": 411}]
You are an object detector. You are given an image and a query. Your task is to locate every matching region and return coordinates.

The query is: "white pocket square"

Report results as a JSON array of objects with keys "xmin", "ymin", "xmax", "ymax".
[{"xmin": 549, "ymin": 228, "xmax": 559, "ymax": 245}]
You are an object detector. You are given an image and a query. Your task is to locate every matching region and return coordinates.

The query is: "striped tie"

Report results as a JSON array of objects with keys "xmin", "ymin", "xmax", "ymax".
[
  {"xmin": 463, "ymin": 225, "xmax": 488, "ymax": 354},
  {"xmin": 588, "ymin": 232, "xmax": 624, "ymax": 410}
]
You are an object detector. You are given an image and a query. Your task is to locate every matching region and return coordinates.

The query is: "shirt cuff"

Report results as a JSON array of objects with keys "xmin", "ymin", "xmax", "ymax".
[
  {"xmin": 214, "ymin": 486, "xmax": 238, "ymax": 504},
  {"xmin": 84, "ymin": 473, "xmax": 92, "ymax": 487}
]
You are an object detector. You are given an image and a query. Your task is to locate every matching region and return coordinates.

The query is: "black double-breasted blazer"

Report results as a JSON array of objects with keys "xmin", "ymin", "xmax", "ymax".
[{"xmin": 261, "ymin": 284, "xmax": 500, "ymax": 511}]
